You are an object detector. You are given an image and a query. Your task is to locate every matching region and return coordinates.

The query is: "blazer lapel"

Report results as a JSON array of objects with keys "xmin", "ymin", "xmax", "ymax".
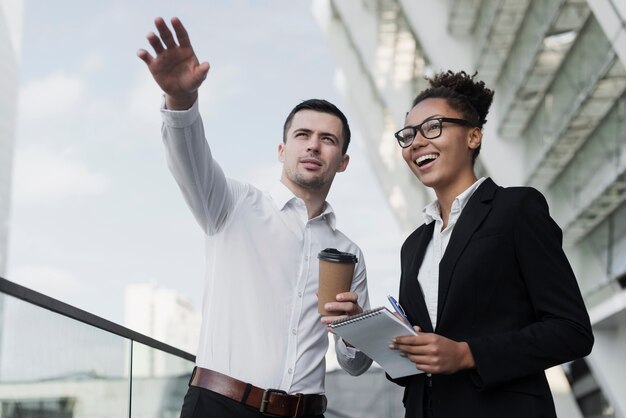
[
  {"xmin": 436, "ymin": 178, "xmax": 498, "ymax": 326},
  {"xmin": 401, "ymin": 222, "xmax": 435, "ymax": 332}
]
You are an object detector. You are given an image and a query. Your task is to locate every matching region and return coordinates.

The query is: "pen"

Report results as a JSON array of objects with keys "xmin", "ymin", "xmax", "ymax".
[{"xmin": 387, "ymin": 295, "xmax": 412, "ymax": 326}]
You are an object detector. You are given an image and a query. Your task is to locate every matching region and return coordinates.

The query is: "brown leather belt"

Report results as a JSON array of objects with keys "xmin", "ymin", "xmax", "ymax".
[{"xmin": 189, "ymin": 367, "xmax": 327, "ymax": 417}]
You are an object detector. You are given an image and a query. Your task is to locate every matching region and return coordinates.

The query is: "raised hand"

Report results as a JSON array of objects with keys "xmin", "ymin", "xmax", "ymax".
[{"xmin": 137, "ymin": 17, "xmax": 210, "ymax": 110}]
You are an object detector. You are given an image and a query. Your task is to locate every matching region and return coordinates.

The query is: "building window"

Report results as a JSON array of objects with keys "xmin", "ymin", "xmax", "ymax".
[{"xmin": 1, "ymin": 398, "xmax": 74, "ymax": 418}]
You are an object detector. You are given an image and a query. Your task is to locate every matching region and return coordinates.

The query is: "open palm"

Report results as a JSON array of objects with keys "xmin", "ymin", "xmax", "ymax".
[{"xmin": 138, "ymin": 17, "xmax": 210, "ymax": 108}]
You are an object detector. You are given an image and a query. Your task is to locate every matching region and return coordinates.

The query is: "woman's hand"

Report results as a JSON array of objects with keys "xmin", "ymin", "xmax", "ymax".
[{"xmin": 391, "ymin": 330, "xmax": 476, "ymax": 374}]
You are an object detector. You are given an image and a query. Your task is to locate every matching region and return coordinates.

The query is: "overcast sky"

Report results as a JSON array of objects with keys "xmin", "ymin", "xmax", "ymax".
[{"xmin": 7, "ymin": 0, "xmax": 404, "ymax": 328}]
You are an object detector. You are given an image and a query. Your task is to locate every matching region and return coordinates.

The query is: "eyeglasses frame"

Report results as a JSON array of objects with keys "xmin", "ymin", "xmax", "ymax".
[{"xmin": 394, "ymin": 117, "xmax": 477, "ymax": 148}]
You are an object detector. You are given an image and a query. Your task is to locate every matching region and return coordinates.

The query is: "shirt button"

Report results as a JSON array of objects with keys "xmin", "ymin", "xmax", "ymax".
[
  {"xmin": 298, "ymin": 292, "xmax": 303, "ymax": 297},
  {"xmin": 288, "ymin": 368, "xmax": 293, "ymax": 374},
  {"xmin": 292, "ymin": 329, "xmax": 297, "ymax": 335}
]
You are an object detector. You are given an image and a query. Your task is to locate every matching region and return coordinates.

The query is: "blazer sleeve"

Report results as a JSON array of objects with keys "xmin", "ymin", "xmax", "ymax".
[{"xmin": 466, "ymin": 188, "xmax": 594, "ymax": 389}]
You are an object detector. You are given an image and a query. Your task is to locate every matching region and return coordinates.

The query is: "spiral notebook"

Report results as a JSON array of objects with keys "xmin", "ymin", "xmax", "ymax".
[{"xmin": 330, "ymin": 307, "xmax": 422, "ymax": 378}]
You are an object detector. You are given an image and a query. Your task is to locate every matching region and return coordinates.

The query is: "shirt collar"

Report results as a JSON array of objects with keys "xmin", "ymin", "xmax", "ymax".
[
  {"xmin": 268, "ymin": 180, "xmax": 337, "ymax": 230},
  {"xmin": 421, "ymin": 177, "xmax": 487, "ymax": 225},
  {"xmin": 269, "ymin": 180, "xmax": 296, "ymax": 210}
]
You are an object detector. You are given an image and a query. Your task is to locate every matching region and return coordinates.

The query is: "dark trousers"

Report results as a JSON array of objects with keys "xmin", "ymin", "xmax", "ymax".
[{"xmin": 180, "ymin": 386, "xmax": 325, "ymax": 418}]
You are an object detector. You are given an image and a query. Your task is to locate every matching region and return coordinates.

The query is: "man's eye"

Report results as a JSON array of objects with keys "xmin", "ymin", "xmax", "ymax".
[{"xmin": 322, "ymin": 136, "xmax": 336, "ymax": 144}]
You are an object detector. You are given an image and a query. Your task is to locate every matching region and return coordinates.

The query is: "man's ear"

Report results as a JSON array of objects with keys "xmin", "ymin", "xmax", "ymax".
[
  {"xmin": 468, "ymin": 128, "xmax": 482, "ymax": 150},
  {"xmin": 337, "ymin": 154, "xmax": 350, "ymax": 173},
  {"xmin": 278, "ymin": 143, "xmax": 285, "ymax": 162}
]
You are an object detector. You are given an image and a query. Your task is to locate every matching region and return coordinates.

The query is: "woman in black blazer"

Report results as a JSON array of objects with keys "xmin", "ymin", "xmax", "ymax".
[{"xmin": 388, "ymin": 71, "xmax": 593, "ymax": 418}]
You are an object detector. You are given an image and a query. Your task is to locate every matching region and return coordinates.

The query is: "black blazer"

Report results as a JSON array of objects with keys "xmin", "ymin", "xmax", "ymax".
[{"xmin": 393, "ymin": 178, "xmax": 593, "ymax": 418}]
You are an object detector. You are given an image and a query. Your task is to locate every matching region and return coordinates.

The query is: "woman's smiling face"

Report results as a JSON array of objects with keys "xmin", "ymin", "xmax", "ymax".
[{"xmin": 401, "ymin": 98, "xmax": 481, "ymax": 193}]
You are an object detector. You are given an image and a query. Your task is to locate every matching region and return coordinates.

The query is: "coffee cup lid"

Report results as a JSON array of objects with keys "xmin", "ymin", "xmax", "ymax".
[{"xmin": 318, "ymin": 248, "xmax": 358, "ymax": 263}]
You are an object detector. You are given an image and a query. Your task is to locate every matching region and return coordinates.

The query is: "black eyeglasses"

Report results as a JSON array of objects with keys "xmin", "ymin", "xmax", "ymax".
[{"xmin": 394, "ymin": 117, "xmax": 476, "ymax": 148}]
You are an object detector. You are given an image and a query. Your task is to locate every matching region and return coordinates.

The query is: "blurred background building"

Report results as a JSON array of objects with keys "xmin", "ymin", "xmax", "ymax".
[
  {"xmin": 0, "ymin": 2, "xmax": 22, "ymax": 412},
  {"xmin": 124, "ymin": 283, "xmax": 201, "ymax": 377},
  {"xmin": 0, "ymin": 0, "xmax": 21, "ymax": 276},
  {"xmin": 313, "ymin": 0, "xmax": 626, "ymax": 416}
]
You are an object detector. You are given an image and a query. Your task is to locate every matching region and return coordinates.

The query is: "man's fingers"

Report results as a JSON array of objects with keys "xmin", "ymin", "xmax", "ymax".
[
  {"xmin": 320, "ymin": 310, "xmax": 350, "ymax": 325},
  {"xmin": 336, "ymin": 292, "xmax": 358, "ymax": 303},
  {"xmin": 171, "ymin": 17, "xmax": 192, "ymax": 48},
  {"xmin": 323, "ymin": 302, "xmax": 346, "ymax": 313},
  {"xmin": 136, "ymin": 49, "xmax": 154, "ymax": 65},
  {"xmin": 155, "ymin": 16, "xmax": 178, "ymax": 49},
  {"xmin": 325, "ymin": 300, "xmax": 358, "ymax": 316},
  {"xmin": 147, "ymin": 32, "xmax": 165, "ymax": 55},
  {"xmin": 195, "ymin": 62, "xmax": 211, "ymax": 81}
]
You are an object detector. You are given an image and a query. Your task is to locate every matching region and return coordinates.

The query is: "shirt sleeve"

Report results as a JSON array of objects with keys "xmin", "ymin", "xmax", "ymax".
[
  {"xmin": 161, "ymin": 98, "xmax": 236, "ymax": 235},
  {"xmin": 334, "ymin": 250, "xmax": 373, "ymax": 375}
]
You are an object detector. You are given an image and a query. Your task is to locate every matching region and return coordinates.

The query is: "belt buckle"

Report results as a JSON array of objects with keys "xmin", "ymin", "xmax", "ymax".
[{"xmin": 260, "ymin": 388, "xmax": 288, "ymax": 415}]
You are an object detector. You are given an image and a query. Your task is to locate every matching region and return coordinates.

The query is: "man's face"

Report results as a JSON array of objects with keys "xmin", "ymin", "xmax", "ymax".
[{"xmin": 279, "ymin": 110, "xmax": 349, "ymax": 194}]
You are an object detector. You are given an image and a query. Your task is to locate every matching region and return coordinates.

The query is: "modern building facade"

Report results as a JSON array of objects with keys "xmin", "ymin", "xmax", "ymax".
[
  {"xmin": 124, "ymin": 283, "xmax": 201, "ymax": 378},
  {"xmin": 0, "ymin": 0, "xmax": 21, "ymax": 276},
  {"xmin": 0, "ymin": 1, "xmax": 22, "ymax": 391},
  {"xmin": 314, "ymin": 0, "xmax": 626, "ymax": 416}
]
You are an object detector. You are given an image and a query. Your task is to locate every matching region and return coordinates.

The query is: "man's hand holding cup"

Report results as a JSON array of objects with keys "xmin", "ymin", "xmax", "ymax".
[
  {"xmin": 320, "ymin": 291, "xmax": 363, "ymax": 325},
  {"xmin": 316, "ymin": 248, "xmax": 360, "ymax": 327}
]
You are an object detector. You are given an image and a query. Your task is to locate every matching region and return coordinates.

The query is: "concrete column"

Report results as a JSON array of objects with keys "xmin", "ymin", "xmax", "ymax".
[
  {"xmin": 587, "ymin": 0, "xmax": 626, "ymax": 67},
  {"xmin": 586, "ymin": 318, "xmax": 626, "ymax": 418}
]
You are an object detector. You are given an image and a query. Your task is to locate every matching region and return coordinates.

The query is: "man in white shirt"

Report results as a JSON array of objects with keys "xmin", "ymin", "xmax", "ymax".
[{"xmin": 137, "ymin": 17, "xmax": 372, "ymax": 418}]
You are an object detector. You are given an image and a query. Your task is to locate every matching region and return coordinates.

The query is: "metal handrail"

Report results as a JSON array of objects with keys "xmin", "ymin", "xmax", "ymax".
[{"xmin": 0, "ymin": 276, "xmax": 195, "ymax": 362}]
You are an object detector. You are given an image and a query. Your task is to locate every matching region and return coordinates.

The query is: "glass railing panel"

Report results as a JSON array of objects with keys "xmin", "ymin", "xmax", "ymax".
[
  {"xmin": 130, "ymin": 341, "xmax": 194, "ymax": 418},
  {"xmin": 0, "ymin": 292, "xmax": 131, "ymax": 417}
]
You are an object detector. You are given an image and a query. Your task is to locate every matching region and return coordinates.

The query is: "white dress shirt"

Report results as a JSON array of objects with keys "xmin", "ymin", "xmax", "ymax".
[
  {"xmin": 418, "ymin": 177, "xmax": 486, "ymax": 330},
  {"xmin": 161, "ymin": 100, "xmax": 371, "ymax": 394}
]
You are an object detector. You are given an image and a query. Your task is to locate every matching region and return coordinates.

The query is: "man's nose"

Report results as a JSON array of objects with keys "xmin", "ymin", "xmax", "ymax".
[{"xmin": 307, "ymin": 136, "xmax": 321, "ymax": 152}]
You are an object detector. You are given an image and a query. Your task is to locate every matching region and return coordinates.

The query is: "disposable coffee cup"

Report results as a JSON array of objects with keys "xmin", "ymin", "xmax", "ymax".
[{"xmin": 317, "ymin": 248, "xmax": 358, "ymax": 315}]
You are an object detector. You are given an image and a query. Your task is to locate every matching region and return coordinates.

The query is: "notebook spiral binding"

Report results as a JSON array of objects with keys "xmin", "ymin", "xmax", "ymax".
[{"xmin": 329, "ymin": 306, "xmax": 386, "ymax": 328}]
